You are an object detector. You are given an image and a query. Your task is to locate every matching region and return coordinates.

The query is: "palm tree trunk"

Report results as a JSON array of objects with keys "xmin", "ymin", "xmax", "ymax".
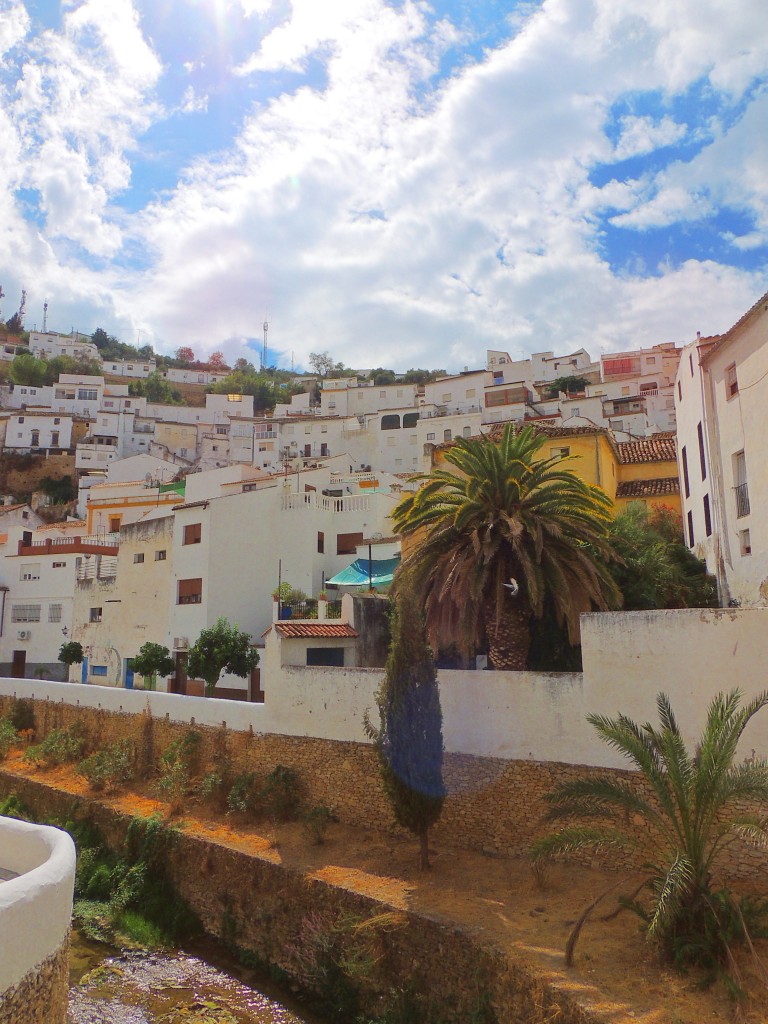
[{"xmin": 485, "ymin": 599, "xmax": 531, "ymax": 670}]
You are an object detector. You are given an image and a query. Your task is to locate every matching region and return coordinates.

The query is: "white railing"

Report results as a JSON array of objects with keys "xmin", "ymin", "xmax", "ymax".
[
  {"xmin": 330, "ymin": 471, "xmax": 376, "ymax": 485},
  {"xmin": 281, "ymin": 493, "xmax": 372, "ymax": 513}
]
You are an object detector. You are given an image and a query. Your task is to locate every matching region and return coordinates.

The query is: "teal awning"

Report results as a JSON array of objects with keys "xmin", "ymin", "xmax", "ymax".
[{"xmin": 327, "ymin": 556, "xmax": 400, "ymax": 589}]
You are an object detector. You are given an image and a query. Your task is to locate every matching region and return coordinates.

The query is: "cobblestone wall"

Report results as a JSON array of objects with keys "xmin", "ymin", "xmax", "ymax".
[
  {"xmin": 5, "ymin": 694, "xmax": 768, "ymax": 886},
  {"xmin": 0, "ymin": 938, "xmax": 70, "ymax": 1024}
]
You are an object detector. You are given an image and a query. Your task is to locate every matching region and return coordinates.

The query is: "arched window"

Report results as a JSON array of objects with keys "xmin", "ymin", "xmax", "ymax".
[
  {"xmin": 443, "ymin": 429, "xmax": 452, "ymax": 442},
  {"xmin": 402, "ymin": 412, "xmax": 419, "ymax": 428},
  {"xmin": 381, "ymin": 414, "xmax": 401, "ymax": 430},
  {"xmin": 463, "ymin": 425, "xmax": 471, "ymax": 437}
]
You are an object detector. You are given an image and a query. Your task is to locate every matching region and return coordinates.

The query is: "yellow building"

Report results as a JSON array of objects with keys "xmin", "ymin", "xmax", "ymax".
[{"xmin": 429, "ymin": 423, "xmax": 681, "ymax": 516}]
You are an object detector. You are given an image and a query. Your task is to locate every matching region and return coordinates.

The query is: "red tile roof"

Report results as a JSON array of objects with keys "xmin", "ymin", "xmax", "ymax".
[
  {"xmin": 615, "ymin": 434, "xmax": 676, "ymax": 464},
  {"xmin": 274, "ymin": 623, "xmax": 359, "ymax": 639},
  {"xmin": 616, "ymin": 477, "xmax": 680, "ymax": 498}
]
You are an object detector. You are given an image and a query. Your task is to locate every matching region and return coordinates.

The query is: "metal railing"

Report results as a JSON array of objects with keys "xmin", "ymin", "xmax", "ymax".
[
  {"xmin": 735, "ymin": 482, "xmax": 751, "ymax": 518},
  {"xmin": 326, "ymin": 600, "xmax": 342, "ymax": 619}
]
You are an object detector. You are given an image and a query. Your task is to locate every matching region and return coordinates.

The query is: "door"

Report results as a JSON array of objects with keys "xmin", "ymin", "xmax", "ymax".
[
  {"xmin": 124, "ymin": 659, "xmax": 134, "ymax": 689},
  {"xmin": 11, "ymin": 650, "xmax": 26, "ymax": 679},
  {"xmin": 81, "ymin": 656, "xmax": 88, "ymax": 684}
]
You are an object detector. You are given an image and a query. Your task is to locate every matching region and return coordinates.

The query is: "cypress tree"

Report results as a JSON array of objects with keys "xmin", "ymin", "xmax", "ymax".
[{"xmin": 366, "ymin": 589, "xmax": 445, "ymax": 869}]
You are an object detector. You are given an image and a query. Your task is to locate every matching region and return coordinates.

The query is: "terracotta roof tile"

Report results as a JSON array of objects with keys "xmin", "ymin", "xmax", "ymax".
[
  {"xmin": 274, "ymin": 623, "xmax": 358, "ymax": 639},
  {"xmin": 616, "ymin": 477, "xmax": 680, "ymax": 498},
  {"xmin": 615, "ymin": 434, "xmax": 677, "ymax": 464}
]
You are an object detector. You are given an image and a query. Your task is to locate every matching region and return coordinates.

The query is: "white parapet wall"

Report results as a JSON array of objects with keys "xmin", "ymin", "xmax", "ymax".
[
  {"xmin": 2, "ymin": 607, "xmax": 768, "ymax": 770},
  {"xmin": 0, "ymin": 816, "xmax": 76, "ymax": 996}
]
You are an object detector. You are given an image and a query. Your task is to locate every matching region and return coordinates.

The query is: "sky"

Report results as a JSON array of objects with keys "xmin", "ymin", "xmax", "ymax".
[{"xmin": 1, "ymin": 0, "xmax": 767, "ymax": 373}]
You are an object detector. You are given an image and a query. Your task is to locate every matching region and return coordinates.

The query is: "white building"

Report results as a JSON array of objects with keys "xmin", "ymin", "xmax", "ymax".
[
  {"xmin": 676, "ymin": 290, "xmax": 768, "ymax": 606},
  {"xmin": 28, "ymin": 331, "xmax": 99, "ymax": 363}
]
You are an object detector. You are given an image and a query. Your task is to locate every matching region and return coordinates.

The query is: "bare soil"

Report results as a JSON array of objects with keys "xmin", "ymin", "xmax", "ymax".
[{"xmin": 5, "ymin": 750, "xmax": 768, "ymax": 1024}]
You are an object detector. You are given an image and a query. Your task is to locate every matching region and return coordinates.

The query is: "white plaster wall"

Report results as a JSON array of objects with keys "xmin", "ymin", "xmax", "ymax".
[{"xmin": 0, "ymin": 816, "xmax": 75, "ymax": 994}]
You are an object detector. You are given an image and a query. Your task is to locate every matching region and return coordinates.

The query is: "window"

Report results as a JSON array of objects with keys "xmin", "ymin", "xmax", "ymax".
[
  {"xmin": 91, "ymin": 665, "xmax": 108, "ymax": 677},
  {"xmin": 443, "ymin": 429, "xmax": 452, "ymax": 442},
  {"xmin": 307, "ymin": 647, "xmax": 345, "ymax": 667},
  {"xmin": 550, "ymin": 447, "xmax": 570, "ymax": 459},
  {"xmin": 216, "ymin": 425, "xmax": 227, "ymax": 435},
  {"xmin": 466, "ymin": 388, "xmax": 476, "ymax": 399},
  {"xmin": 740, "ymin": 529, "xmax": 752, "ymax": 556},
  {"xmin": 109, "ymin": 517, "xmax": 121, "ymax": 533},
  {"xmin": 681, "ymin": 445, "xmax": 690, "ymax": 498},
  {"xmin": 20, "ymin": 564, "xmax": 40, "ymax": 581},
  {"xmin": 53, "ymin": 417, "xmax": 60, "ymax": 425},
  {"xmin": 337, "ymin": 531, "xmax": 364, "ymax": 555},
  {"xmin": 30, "ymin": 430, "xmax": 39, "ymax": 447},
  {"xmin": 78, "ymin": 389, "xmax": 98, "ymax": 401},
  {"xmin": 317, "ymin": 531, "xmax": 324, "ymax": 554},
  {"xmin": 89, "ymin": 607, "xmax": 103, "ymax": 623},
  {"xmin": 687, "ymin": 511, "xmax": 694, "ymax": 547},
  {"xmin": 12, "ymin": 604, "xmax": 41, "ymax": 623},
  {"xmin": 734, "ymin": 450, "xmax": 750, "ymax": 518},
  {"xmin": 18, "ymin": 416, "xmax": 24, "ymax": 424},
  {"xmin": 647, "ymin": 356, "xmax": 656, "ymax": 365},
  {"xmin": 725, "ymin": 363, "xmax": 738, "ymax": 399},
  {"xmin": 52, "ymin": 561, "xmax": 66, "ymax": 569},
  {"xmin": 703, "ymin": 494, "xmax": 712, "ymax": 537},
  {"xmin": 381, "ymin": 414, "xmax": 400, "ymax": 430},
  {"xmin": 304, "ymin": 425, "xmax": 311, "ymax": 434},
  {"xmin": 689, "ymin": 354, "xmax": 693, "ymax": 376},
  {"xmin": 321, "ymin": 424, "xmax": 328, "ymax": 433},
  {"xmin": 133, "ymin": 552, "xmax": 145, "ymax": 564},
  {"xmin": 183, "ymin": 523, "xmax": 202, "ymax": 545},
  {"xmin": 155, "ymin": 550, "xmax": 167, "ymax": 561},
  {"xmin": 697, "ymin": 422, "xmax": 706, "ymax": 480},
  {"xmin": 442, "ymin": 393, "xmax": 452, "ymax": 403},
  {"xmin": 426, "ymin": 432, "xmax": 435, "ymax": 440},
  {"xmin": 463, "ymin": 426, "xmax": 471, "ymax": 437},
  {"xmin": 48, "ymin": 604, "xmax": 62, "ymax": 623},
  {"xmin": 402, "ymin": 412, "xmax": 419, "ymax": 428},
  {"xmin": 177, "ymin": 578, "xmax": 202, "ymax": 604},
  {"xmin": 51, "ymin": 432, "xmax": 59, "ymax": 446}
]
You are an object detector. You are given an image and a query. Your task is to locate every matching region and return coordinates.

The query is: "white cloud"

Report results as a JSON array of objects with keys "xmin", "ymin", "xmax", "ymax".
[
  {"xmin": 180, "ymin": 86, "xmax": 209, "ymax": 114},
  {"xmin": 2, "ymin": 0, "xmax": 767, "ymax": 369},
  {"xmin": 612, "ymin": 116, "xmax": 687, "ymax": 160},
  {"xmin": 0, "ymin": 1, "xmax": 29, "ymax": 56}
]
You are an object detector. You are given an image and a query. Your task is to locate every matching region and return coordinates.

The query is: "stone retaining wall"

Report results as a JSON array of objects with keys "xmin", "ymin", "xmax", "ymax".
[
  {"xmin": 0, "ymin": 772, "xmax": 603, "ymax": 1024},
  {"xmin": 4, "ymin": 694, "xmax": 768, "ymax": 886},
  {"xmin": 0, "ymin": 940, "xmax": 70, "ymax": 1024}
]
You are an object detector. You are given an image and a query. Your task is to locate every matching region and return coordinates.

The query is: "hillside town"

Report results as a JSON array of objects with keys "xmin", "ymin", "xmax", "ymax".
[{"xmin": 0, "ymin": 287, "xmax": 763, "ymax": 692}]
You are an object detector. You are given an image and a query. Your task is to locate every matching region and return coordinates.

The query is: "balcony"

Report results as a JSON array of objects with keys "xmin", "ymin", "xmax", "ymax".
[
  {"xmin": 18, "ymin": 534, "xmax": 119, "ymax": 557},
  {"xmin": 735, "ymin": 482, "xmax": 751, "ymax": 518},
  {"xmin": 281, "ymin": 492, "xmax": 371, "ymax": 513}
]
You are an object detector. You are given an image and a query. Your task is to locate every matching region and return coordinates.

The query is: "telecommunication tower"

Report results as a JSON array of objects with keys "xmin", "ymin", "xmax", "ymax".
[
  {"xmin": 17, "ymin": 290, "xmax": 27, "ymax": 327},
  {"xmin": 42, "ymin": 301, "xmax": 48, "ymax": 333},
  {"xmin": 262, "ymin": 319, "xmax": 269, "ymax": 371}
]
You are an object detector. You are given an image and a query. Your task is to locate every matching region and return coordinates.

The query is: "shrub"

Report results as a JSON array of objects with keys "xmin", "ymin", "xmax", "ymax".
[
  {"xmin": 261, "ymin": 764, "xmax": 301, "ymax": 821},
  {"xmin": 77, "ymin": 740, "xmax": 135, "ymax": 792},
  {"xmin": 24, "ymin": 724, "xmax": 85, "ymax": 767},
  {"xmin": 0, "ymin": 717, "xmax": 18, "ymax": 760},
  {"xmin": 161, "ymin": 728, "xmax": 202, "ymax": 774},
  {"xmin": 302, "ymin": 805, "xmax": 335, "ymax": 845},
  {"xmin": 155, "ymin": 760, "xmax": 191, "ymax": 815},
  {"xmin": 9, "ymin": 698, "xmax": 35, "ymax": 734},
  {"xmin": 198, "ymin": 771, "xmax": 227, "ymax": 810},
  {"xmin": 227, "ymin": 772, "xmax": 259, "ymax": 816}
]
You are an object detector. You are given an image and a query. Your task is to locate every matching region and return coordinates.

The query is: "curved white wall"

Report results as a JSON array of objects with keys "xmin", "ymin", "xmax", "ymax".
[{"xmin": 0, "ymin": 816, "xmax": 76, "ymax": 994}]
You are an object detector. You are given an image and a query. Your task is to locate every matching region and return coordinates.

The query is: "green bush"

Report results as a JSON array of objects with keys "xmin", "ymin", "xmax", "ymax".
[
  {"xmin": 302, "ymin": 805, "xmax": 336, "ymax": 845},
  {"xmin": 77, "ymin": 740, "xmax": 135, "ymax": 792},
  {"xmin": 24, "ymin": 724, "xmax": 85, "ymax": 767},
  {"xmin": 198, "ymin": 771, "xmax": 228, "ymax": 810},
  {"xmin": 9, "ymin": 698, "xmax": 35, "ymax": 734},
  {"xmin": 154, "ymin": 760, "xmax": 190, "ymax": 814},
  {"xmin": 261, "ymin": 764, "xmax": 302, "ymax": 821},
  {"xmin": 161, "ymin": 728, "xmax": 202, "ymax": 774},
  {"xmin": 0, "ymin": 717, "xmax": 18, "ymax": 760},
  {"xmin": 227, "ymin": 772, "xmax": 259, "ymax": 816}
]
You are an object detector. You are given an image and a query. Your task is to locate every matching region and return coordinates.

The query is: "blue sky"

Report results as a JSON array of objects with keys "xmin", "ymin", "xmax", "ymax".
[{"xmin": 1, "ymin": 0, "xmax": 767, "ymax": 372}]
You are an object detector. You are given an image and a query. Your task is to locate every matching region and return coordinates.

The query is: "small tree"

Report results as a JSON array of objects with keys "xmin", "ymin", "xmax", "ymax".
[
  {"xmin": 131, "ymin": 642, "xmax": 175, "ymax": 691},
  {"xmin": 59, "ymin": 641, "xmax": 84, "ymax": 677},
  {"xmin": 175, "ymin": 346, "xmax": 195, "ymax": 364},
  {"xmin": 365, "ymin": 589, "xmax": 445, "ymax": 870},
  {"xmin": 188, "ymin": 618, "xmax": 259, "ymax": 696}
]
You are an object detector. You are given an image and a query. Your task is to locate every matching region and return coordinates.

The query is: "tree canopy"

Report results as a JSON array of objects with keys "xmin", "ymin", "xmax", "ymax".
[
  {"xmin": 131, "ymin": 642, "xmax": 175, "ymax": 691},
  {"xmin": 188, "ymin": 617, "xmax": 259, "ymax": 696},
  {"xmin": 392, "ymin": 423, "xmax": 620, "ymax": 669}
]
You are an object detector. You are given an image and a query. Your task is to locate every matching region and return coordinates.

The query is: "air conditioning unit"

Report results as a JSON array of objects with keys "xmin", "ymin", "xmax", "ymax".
[
  {"xmin": 17, "ymin": 630, "xmax": 31, "ymax": 641},
  {"xmin": 173, "ymin": 637, "xmax": 189, "ymax": 651}
]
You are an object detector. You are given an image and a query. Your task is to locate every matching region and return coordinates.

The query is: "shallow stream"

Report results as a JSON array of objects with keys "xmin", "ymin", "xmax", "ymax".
[{"xmin": 68, "ymin": 930, "xmax": 324, "ymax": 1024}]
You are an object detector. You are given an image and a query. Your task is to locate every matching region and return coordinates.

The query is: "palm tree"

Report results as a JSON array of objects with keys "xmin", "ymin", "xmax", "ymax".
[
  {"xmin": 531, "ymin": 690, "xmax": 768, "ymax": 982},
  {"xmin": 391, "ymin": 423, "xmax": 619, "ymax": 669}
]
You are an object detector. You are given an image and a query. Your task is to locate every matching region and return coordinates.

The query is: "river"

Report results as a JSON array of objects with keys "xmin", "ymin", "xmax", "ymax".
[{"xmin": 68, "ymin": 930, "xmax": 326, "ymax": 1024}]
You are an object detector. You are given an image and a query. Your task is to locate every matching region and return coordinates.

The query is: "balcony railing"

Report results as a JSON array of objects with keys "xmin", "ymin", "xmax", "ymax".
[
  {"xmin": 281, "ymin": 493, "xmax": 371, "ymax": 513},
  {"xmin": 18, "ymin": 534, "xmax": 119, "ymax": 556},
  {"xmin": 735, "ymin": 482, "xmax": 751, "ymax": 518}
]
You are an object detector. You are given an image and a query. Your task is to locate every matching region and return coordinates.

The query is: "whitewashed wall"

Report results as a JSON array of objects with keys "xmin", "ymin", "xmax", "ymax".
[
  {"xmin": 3, "ymin": 607, "xmax": 768, "ymax": 770},
  {"xmin": 0, "ymin": 816, "xmax": 75, "ymax": 994}
]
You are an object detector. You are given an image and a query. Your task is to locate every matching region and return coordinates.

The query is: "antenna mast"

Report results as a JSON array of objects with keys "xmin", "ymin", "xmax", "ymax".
[
  {"xmin": 17, "ymin": 290, "xmax": 26, "ymax": 327},
  {"xmin": 262, "ymin": 320, "xmax": 269, "ymax": 371},
  {"xmin": 0, "ymin": 284, "xmax": 4, "ymax": 321},
  {"xmin": 42, "ymin": 301, "xmax": 48, "ymax": 333}
]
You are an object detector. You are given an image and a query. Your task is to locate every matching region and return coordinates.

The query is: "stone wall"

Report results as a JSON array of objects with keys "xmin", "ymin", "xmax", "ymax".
[
  {"xmin": 0, "ymin": 940, "xmax": 70, "ymax": 1024},
  {"xmin": 0, "ymin": 773, "xmax": 605, "ymax": 1024},
  {"xmin": 4, "ymin": 693, "xmax": 768, "ymax": 885}
]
